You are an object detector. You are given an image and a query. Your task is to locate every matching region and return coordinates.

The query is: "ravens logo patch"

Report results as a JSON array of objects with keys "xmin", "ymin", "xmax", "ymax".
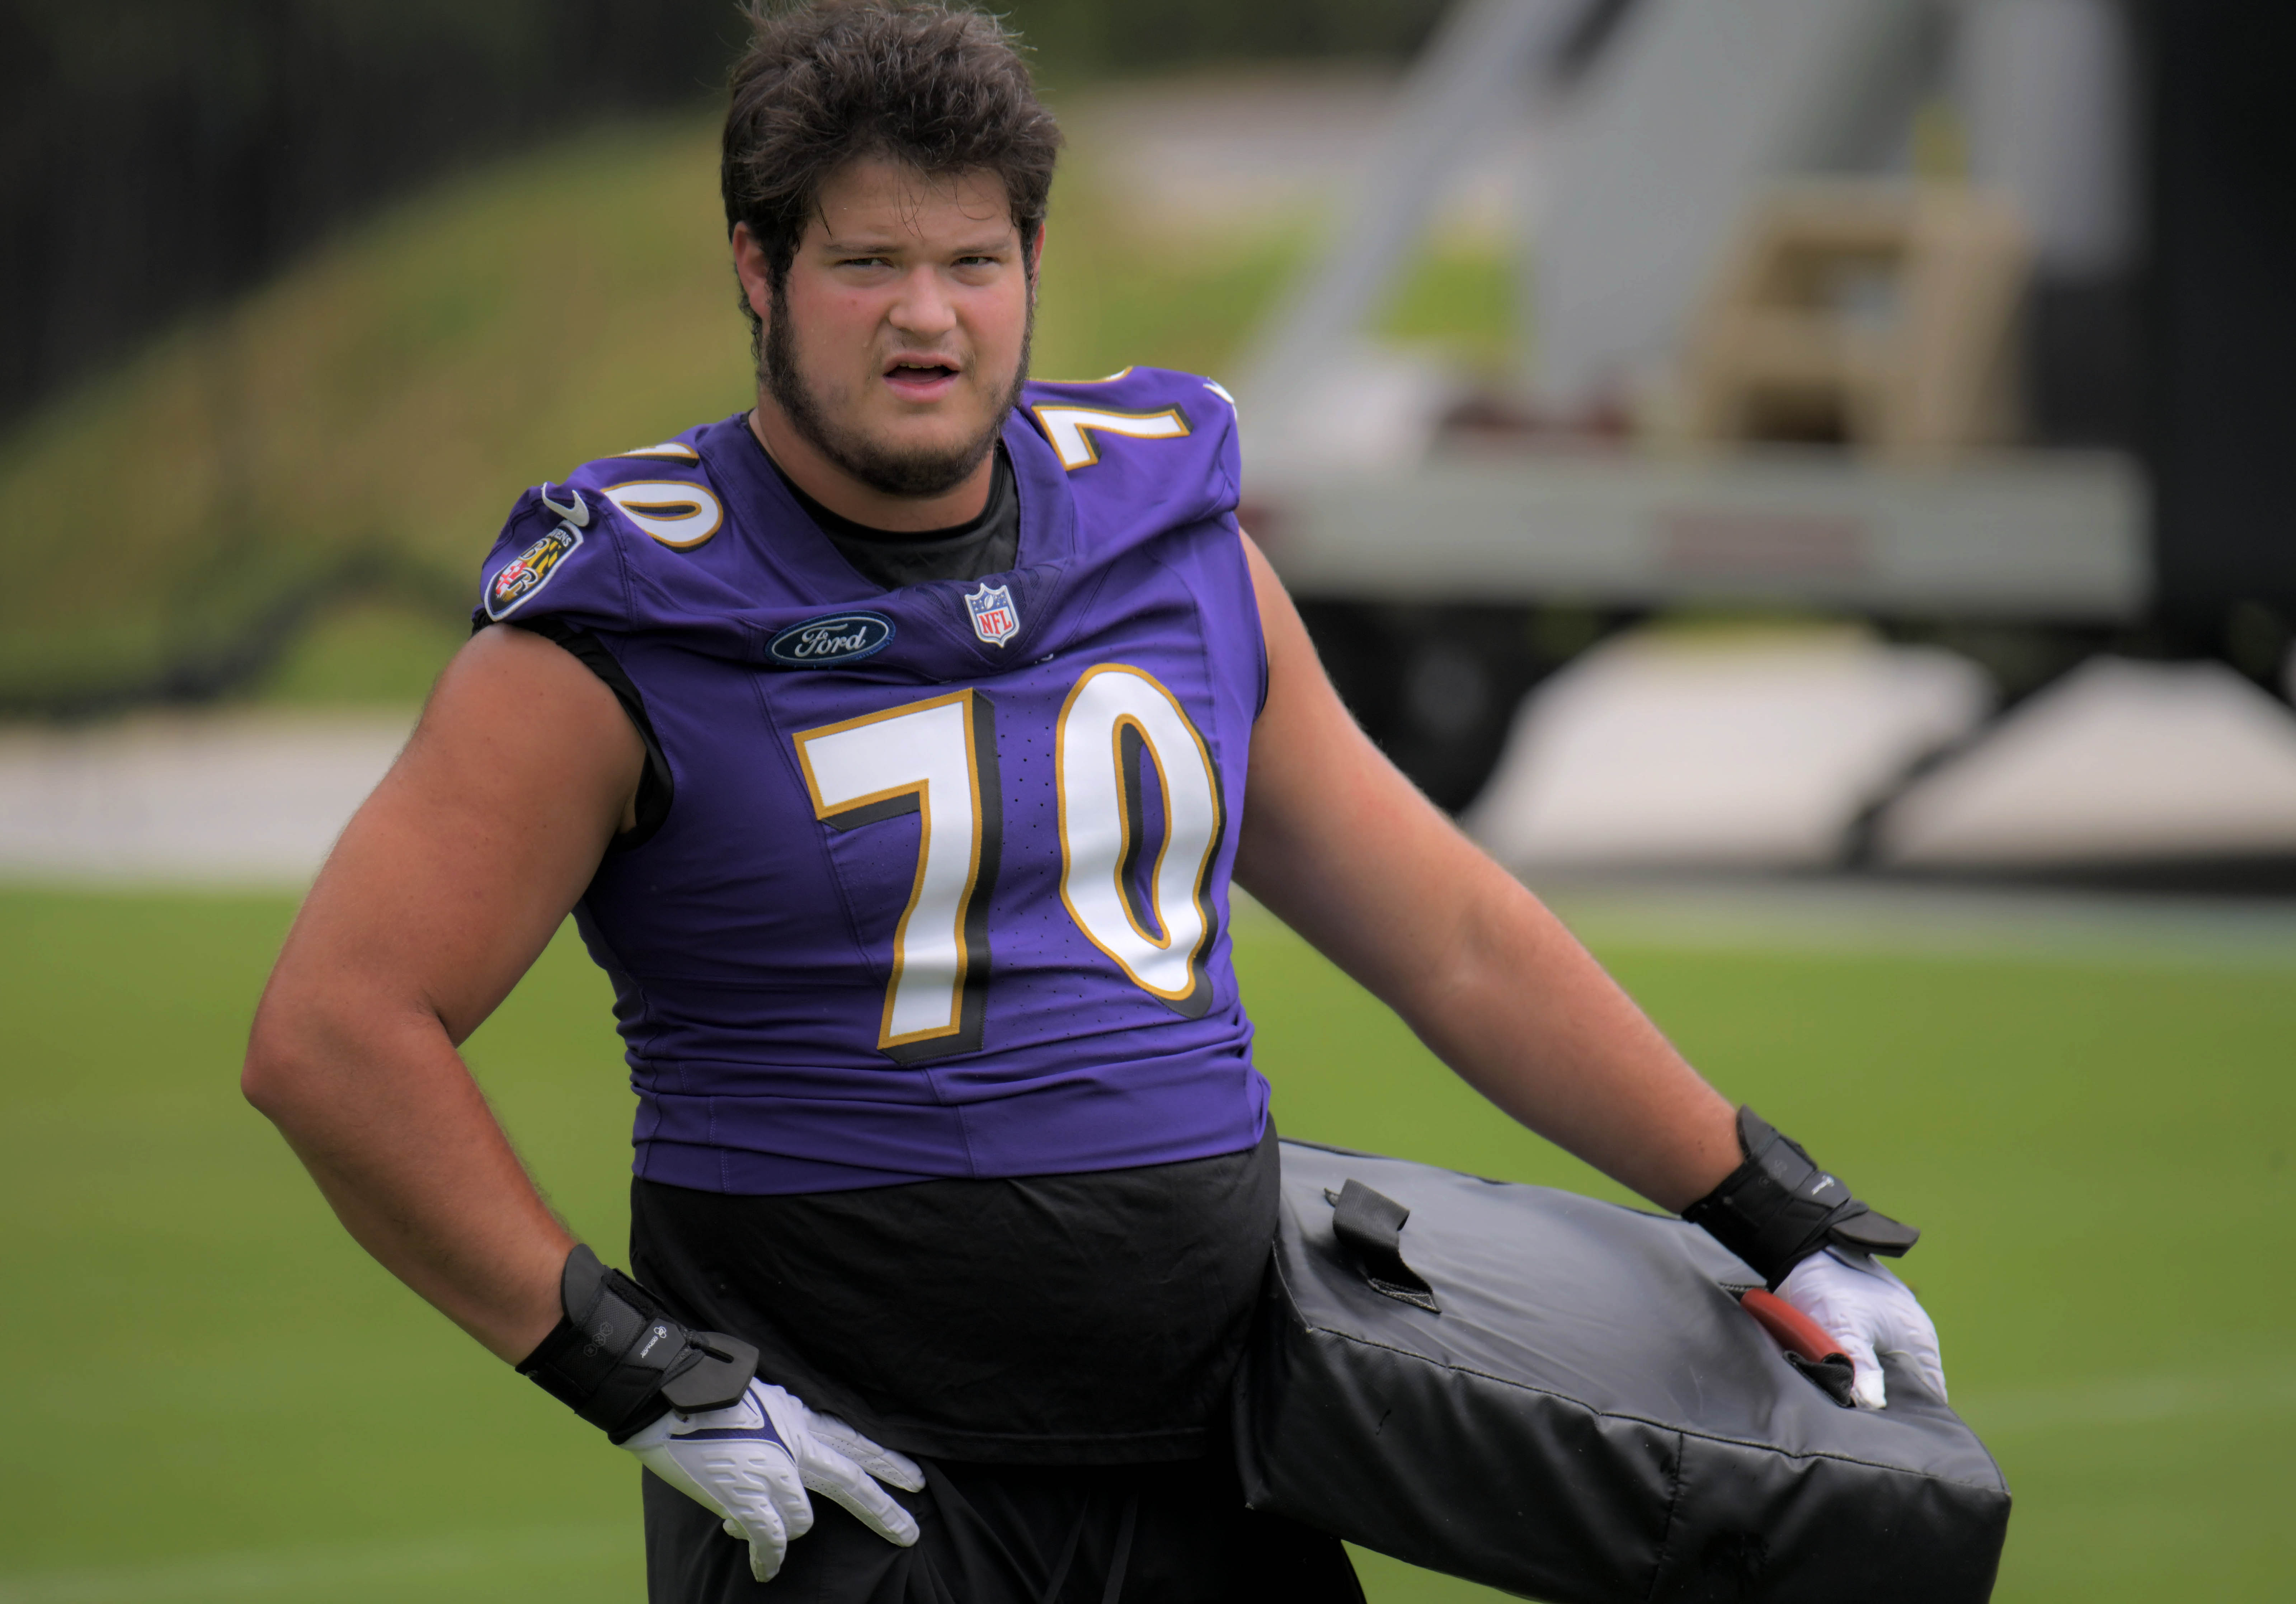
[{"xmin": 485, "ymin": 523, "xmax": 582, "ymax": 620}]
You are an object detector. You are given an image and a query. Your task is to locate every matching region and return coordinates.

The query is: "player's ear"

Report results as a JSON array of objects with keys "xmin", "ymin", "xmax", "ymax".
[
  {"xmin": 1026, "ymin": 222, "xmax": 1045, "ymax": 302},
  {"xmin": 731, "ymin": 222, "xmax": 773, "ymax": 325}
]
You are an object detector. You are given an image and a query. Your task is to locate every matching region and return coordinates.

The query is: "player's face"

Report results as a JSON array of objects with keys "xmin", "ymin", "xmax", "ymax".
[{"xmin": 757, "ymin": 158, "xmax": 1036, "ymax": 501}]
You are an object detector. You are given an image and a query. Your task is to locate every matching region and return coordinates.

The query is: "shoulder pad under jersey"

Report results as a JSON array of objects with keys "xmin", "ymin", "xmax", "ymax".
[
  {"xmin": 1021, "ymin": 366, "xmax": 1241, "ymax": 528},
  {"xmin": 473, "ymin": 429, "xmax": 725, "ymax": 634}
]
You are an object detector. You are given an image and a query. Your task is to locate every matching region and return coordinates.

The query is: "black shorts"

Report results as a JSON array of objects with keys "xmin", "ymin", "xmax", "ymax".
[
  {"xmin": 627, "ymin": 1134, "xmax": 1282, "ymax": 1466},
  {"xmin": 641, "ymin": 1453, "xmax": 1363, "ymax": 1604}
]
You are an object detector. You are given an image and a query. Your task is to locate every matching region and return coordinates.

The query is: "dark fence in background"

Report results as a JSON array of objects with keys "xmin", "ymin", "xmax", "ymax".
[
  {"xmin": 0, "ymin": 0, "xmax": 743, "ymax": 438},
  {"xmin": 0, "ymin": 0, "xmax": 1449, "ymax": 438}
]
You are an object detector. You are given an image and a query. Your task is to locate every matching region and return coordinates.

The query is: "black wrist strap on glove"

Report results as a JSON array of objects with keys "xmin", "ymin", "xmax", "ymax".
[
  {"xmin": 1683, "ymin": 1106, "xmax": 1920, "ymax": 1289},
  {"xmin": 515, "ymin": 1245, "xmax": 759, "ymax": 1444}
]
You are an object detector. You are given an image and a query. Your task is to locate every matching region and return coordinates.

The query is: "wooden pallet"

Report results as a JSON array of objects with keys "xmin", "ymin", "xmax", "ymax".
[{"xmin": 1678, "ymin": 183, "xmax": 2032, "ymax": 461}]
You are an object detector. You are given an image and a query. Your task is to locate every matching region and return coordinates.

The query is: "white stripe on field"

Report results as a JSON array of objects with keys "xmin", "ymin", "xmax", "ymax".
[{"xmin": 1958, "ymin": 1370, "xmax": 2296, "ymax": 1436}]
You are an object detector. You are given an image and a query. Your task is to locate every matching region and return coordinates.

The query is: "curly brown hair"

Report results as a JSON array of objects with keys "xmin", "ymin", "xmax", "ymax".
[{"xmin": 722, "ymin": 0, "xmax": 1063, "ymax": 341}]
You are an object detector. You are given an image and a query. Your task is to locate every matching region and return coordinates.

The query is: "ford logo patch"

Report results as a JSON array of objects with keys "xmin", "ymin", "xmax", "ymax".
[{"xmin": 767, "ymin": 611, "xmax": 895, "ymax": 667}]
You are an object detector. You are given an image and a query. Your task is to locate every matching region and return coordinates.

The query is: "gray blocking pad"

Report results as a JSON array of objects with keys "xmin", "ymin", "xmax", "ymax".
[{"xmin": 1236, "ymin": 1141, "xmax": 2009, "ymax": 1603}]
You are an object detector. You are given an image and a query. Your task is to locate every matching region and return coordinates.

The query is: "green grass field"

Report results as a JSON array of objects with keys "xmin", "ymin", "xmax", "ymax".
[{"xmin": 2, "ymin": 886, "xmax": 2290, "ymax": 1601}]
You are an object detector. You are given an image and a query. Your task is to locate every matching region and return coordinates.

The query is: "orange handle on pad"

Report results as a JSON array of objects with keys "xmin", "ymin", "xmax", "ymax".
[{"xmin": 1741, "ymin": 1288, "xmax": 1849, "ymax": 1367}]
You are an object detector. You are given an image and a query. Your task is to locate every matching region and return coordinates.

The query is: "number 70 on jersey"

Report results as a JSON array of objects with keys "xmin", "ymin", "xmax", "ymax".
[{"xmin": 793, "ymin": 664, "xmax": 1224, "ymax": 1062}]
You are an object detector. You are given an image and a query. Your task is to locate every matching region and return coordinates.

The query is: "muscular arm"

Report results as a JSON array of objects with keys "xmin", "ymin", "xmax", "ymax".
[
  {"xmin": 1232, "ymin": 536, "xmax": 1739, "ymax": 1212},
  {"xmin": 242, "ymin": 625, "xmax": 645, "ymax": 1362}
]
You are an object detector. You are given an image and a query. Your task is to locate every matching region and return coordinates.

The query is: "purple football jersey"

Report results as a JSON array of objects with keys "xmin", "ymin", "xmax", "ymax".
[{"xmin": 475, "ymin": 369, "xmax": 1271, "ymax": 1193}]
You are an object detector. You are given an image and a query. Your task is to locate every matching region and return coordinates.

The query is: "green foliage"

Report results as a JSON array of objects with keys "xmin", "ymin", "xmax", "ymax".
[
  {"xmin": 1381, "ymin": 240, "xmax": 1523, "ymax": 368},
  {"xmin": 254, "ymin": 601, "xmax": 469, "ymax": 706},
  {"xmin": 1, "ymin": 889, "xmax": 2290, "ymax": 1599},
  {"xmin": 1034, "ymin": 185, "xmax": 1312, "ymax": 384},
  {"xmin": 0, "ymin": 117, "xmax": 749, "ymax": 709}
]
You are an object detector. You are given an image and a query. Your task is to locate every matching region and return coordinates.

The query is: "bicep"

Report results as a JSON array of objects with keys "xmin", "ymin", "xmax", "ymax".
[
  {"xmin": 268, "ymin": 624, "xmax": 646, "ymax": 1044},
  {"xmin": 1233, "ymin": 534, "xmax": 1502, "ymax": 997}
]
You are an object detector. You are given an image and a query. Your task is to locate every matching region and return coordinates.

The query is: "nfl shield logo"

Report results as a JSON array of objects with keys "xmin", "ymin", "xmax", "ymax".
[{"xmin": 964, "ymin": 582, "xmax": 1019, "ymax": 647}]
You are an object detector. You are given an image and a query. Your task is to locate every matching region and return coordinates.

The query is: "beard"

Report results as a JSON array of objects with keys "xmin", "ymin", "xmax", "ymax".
[{"xmin": 762, "ymin": 279, "xmax": 1032, "ymax": 500}]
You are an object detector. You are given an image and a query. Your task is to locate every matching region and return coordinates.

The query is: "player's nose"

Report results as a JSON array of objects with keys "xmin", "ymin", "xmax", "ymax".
[{"xmin": 884, "ymin": 264, "xmax": 959, "ymax": 338}]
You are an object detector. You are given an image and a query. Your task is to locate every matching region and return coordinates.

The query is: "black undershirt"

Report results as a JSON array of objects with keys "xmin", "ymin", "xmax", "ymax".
[{"xmin": 772, "ymin": 441, "xmax": 1019, "ymax": 591}]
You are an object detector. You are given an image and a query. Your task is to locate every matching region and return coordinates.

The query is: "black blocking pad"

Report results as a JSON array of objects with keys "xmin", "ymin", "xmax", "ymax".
[{"xmin": 1234, "ymin": 1141, "xmax": 2010, "ymax": 1604}]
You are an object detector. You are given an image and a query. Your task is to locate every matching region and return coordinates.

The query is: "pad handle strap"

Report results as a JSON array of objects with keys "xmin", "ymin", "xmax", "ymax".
[
  {"xmin": 1331, "ymin": 1179, "xmax": 1441, "ymax": 1313},
  {"xmin": 1740, "ymin": 1287, "xmax": 1858, "ymax": 1408}
]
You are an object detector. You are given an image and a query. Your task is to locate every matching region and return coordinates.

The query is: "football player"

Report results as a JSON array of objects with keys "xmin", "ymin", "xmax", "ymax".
[{"xmin": 243, "ymin": 3, "xmax": 1945, "ymax": 1600}]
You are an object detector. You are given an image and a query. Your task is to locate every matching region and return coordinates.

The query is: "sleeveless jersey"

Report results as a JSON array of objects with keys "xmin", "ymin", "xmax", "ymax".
[{"xmin": 474, "ymin": 368, "xmax": 1271, "ymax": 1194}]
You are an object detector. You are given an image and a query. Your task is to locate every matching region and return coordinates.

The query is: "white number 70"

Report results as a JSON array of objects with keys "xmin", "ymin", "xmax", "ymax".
[{"xmin": 792, "ymin": 666, "xmax": 1221, "ymax": 1061}]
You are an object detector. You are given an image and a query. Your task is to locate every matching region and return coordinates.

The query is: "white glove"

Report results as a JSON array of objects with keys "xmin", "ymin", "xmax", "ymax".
[
  {"xmin": 1776, "ymin": 1247, "xmax": 1947, "ymax": 1411},
  {"xmin": 623, "ymin": 1378, "xmax": 927, "ymax": 1582}
]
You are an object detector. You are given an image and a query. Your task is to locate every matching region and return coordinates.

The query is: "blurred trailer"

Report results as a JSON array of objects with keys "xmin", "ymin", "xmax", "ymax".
[{"xmin": 1235, "ymin": 0, "xmax": 2296, "ymax": 812}]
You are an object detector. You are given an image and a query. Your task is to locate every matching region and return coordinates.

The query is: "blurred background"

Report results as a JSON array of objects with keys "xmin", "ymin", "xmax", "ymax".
[{"xmin": 2, "ymin": 1, "xmax": 2291, "ymax": 1600}]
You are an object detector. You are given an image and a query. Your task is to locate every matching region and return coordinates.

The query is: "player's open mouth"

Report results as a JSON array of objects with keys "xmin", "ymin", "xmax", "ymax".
[{"xmin": 884, "ymin": 359, "xmax": 961, "ymax": 400}]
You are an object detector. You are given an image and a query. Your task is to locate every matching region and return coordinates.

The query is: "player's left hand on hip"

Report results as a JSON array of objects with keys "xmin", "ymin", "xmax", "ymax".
[
  {"xmin": 1776, "ymin": 1247, "xmax": 1947, "ymax": 1411},
  {"xmin": 624, "ymin": 1378, "xmax": 926, "ymax": 1582}
]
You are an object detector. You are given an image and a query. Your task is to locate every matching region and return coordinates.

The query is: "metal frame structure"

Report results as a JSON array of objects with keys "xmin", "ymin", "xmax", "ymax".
[{"xmin": 1232, "ymin": 0, "xmax": 2293, "ymax": 824}]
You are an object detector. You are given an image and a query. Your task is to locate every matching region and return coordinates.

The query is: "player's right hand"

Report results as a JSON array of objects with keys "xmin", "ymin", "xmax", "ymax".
[
  {"xmin": 1776, "ymin": 1246, "xmax": 1947, "ymax": 1411},
  {"xmin": 623, "ymin": 1378, "xmax": 926, "ymax": 1581}
]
